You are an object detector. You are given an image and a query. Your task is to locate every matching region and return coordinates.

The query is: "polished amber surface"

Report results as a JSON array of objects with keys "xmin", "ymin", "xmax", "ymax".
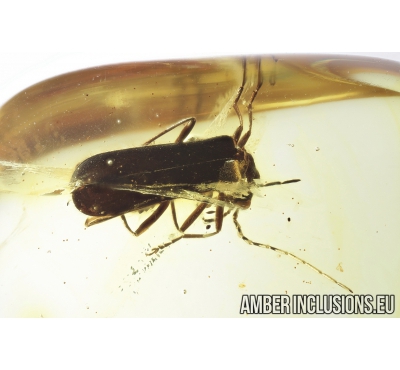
[{"xmin": 0, "ymin": 54, "xmax": 399, "ymax": 317}]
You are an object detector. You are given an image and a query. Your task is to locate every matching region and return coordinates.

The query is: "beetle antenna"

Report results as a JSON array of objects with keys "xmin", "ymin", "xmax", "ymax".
[
  {"xmin": 232, "ymin": 209, "xmax": 353, "ymax": 293},
  {"xmin": 257, "ymin": 179, "xmax": 301, "ymax": 188}
]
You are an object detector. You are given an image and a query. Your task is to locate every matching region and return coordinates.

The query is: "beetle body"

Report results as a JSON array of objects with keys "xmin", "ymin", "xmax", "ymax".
[
  {"xmin": 71, "ymin": 135, "xmax": 260, "ymax": 219},
  {"xmin": 69, "ymin": 58, "xmax": 352, "ymax": 292}
]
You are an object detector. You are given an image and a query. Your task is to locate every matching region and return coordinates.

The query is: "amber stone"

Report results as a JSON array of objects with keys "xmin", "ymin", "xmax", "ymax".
[{"xmin": 0, "ymin": 54, "xmax": 399, "ymax": 317}]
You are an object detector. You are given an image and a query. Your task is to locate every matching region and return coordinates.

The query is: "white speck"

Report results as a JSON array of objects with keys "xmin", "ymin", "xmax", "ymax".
[
  {"xmin": 107, "ymin": 159, "xmax": 114, "ymax": 166},
  {"xmin": 315, "ymin": 147, "xmax": 320, "ymax": 151},
  {"xmin": 117, "ymin": 119, "xmax": 121, "ymax": 124}
]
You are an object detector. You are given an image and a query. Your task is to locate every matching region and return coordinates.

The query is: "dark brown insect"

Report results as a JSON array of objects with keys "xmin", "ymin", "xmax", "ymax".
[
  {"xmin": 70, "ymin": 58, "xmax": 352, "ymax": 292},
  {"xmin": 71, "ymin": 59, "xmax": 263, "ymax": 252}
]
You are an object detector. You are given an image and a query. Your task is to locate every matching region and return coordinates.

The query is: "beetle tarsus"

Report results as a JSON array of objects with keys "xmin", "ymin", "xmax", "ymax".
[{"xmin": 145, "ymin": 234, "xmax": 184, "ymax": 256}]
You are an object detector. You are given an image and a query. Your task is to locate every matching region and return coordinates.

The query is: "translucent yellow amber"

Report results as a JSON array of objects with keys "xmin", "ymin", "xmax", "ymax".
[{"xmin": 0, "ymin": 54, "xmax": 399, "ymax": 317}]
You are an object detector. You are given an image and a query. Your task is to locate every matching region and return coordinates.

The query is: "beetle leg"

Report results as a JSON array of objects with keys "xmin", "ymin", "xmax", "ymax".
[
  {"xmin": 85, "ymin": 214, "xmax": 118, "ymax": 227},
  {"xmin": 142, "ymin": 117, "xmax": 196, "ymax": 146},
  {"xmin": 121, "ymin": 201, "xmax": 170, "ymax": 236},
  {"xmin": 171, "ymin": 194, "xmax": 224, "ymax": 238},
  {"xmin": 146, "ymin": 197, "xmax": 226, "ymax": 256},
  {"xmin": 172, "ymin": 200, "xmax": 208, "ymax": 232},
  {"xmin": 238, "ymin": 58, "xmax": 263, "ymax": 148},
  {"xmin": 202, "ymin": 208, "xmax": 232, "ymax": 223},
  {"xmin": 146, "ymin": 234, "xmax": 184, "ymax": 256},
  {"xmin": 232, "ymin": 58, "xmax": 246, "ymax": 144},
  {"xmin": 182, "ymin": 204, "xmax": 223, "ymax": 239},
  {"xmin": 170, "ymin": 201, "xmax": 180, "ymax": 230},
  {"xmin": 171, "ymin": 200, "xmax": 206, "ymax": 233},
  {"xmin": 184, "ymin": 203, "xmax": 223, "ymax": 238},
  {"xmin": 173, "ymin": 118, "xmax": 197, "ymax": 143},
  {"xmin": 232, "ymin": 209, "xmax": 353, "ymax": 293}
]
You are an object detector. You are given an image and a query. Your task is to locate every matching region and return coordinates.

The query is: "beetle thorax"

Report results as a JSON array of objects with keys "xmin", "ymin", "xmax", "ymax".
[{"xmin": 235, "ymin": 148, "xmax": 260, "ymax": 183}]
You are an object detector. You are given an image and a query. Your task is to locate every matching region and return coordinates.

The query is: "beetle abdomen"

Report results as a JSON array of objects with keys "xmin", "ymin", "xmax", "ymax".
[{"xmin": 72, "ymin": 185, "xmax": 164, "ymax": 217}]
